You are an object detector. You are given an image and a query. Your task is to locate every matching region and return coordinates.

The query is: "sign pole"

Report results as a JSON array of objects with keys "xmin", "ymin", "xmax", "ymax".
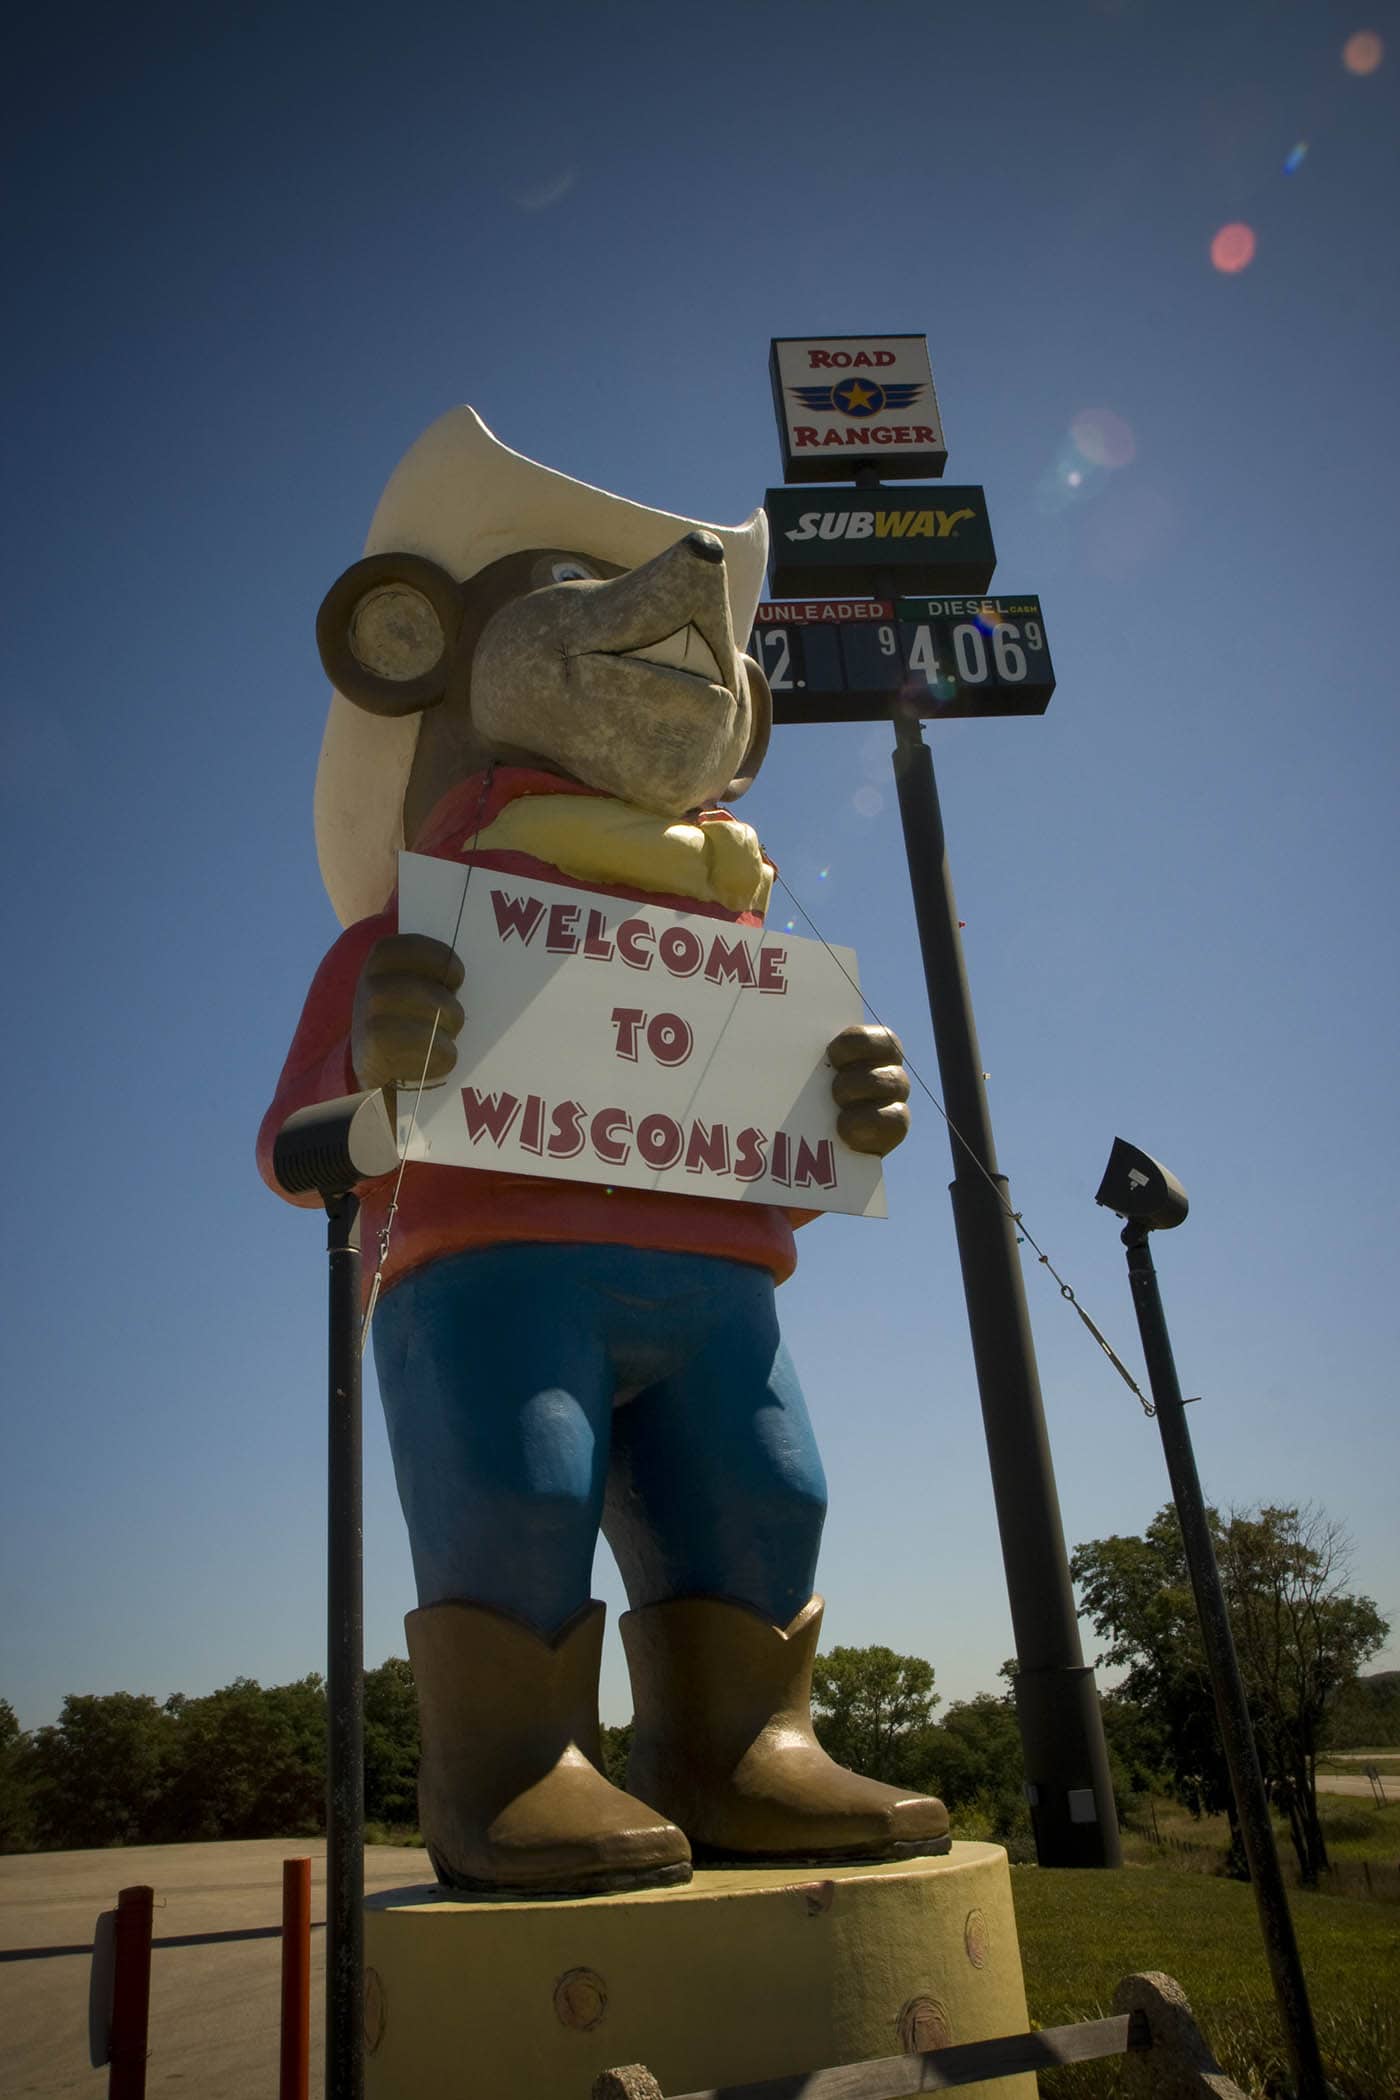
[
  {"xmin": 888, "ymin": 701, "xmax": 1121, "ymax": 1865},
  {"xmin": 812, "ymin": 428, "xmax": 1119, "ymax": 1866}
]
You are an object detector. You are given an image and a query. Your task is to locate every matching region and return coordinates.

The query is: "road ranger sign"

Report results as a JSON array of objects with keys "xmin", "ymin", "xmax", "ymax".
[
  {"xmin": 748, "ymin": 596, "xmax": 1053, "ymax": 724},
  {"xmin": 765, "ymin": 485, "xmax": 995, "ymax": 599},
  {"xmin": 770, "ymin": 335, "xmax": 947, "ymax": 482}
]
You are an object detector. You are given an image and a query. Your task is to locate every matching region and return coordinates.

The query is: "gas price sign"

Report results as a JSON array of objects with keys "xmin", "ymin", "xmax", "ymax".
[{"xmin": 748, "ymin": 597, "xmax": 1054, "ymax": 723}]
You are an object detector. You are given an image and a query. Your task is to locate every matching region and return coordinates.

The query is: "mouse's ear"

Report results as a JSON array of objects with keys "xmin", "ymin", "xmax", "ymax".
[
  {"xmin": 722, "ymin": 652, "xmax": 773, "ymax": 801},
  {"xmin": 316, "ymin": 552, "xmax": 464, "ymax": 717}
]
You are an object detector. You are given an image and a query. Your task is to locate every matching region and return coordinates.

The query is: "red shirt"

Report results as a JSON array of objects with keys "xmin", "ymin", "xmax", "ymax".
[{"xmin": 258, "ymin": 768, "xmax": 803, "ymax": 1297}]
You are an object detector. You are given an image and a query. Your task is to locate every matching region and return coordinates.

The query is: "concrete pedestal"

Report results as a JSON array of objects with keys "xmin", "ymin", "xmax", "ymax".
[{"xmin": 363, "ymin": 1842, "xmax": 1033, "ymax": 2099}]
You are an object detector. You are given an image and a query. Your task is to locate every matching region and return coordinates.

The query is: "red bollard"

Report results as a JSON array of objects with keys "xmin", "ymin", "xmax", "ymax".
[
  {"xmin": 280, "ymin": 1857, "xmax": 312, "ymax": 2100},
  {"xmin": 109, "ymin": 1884, "xmax": 153, "ymax": 2100}
]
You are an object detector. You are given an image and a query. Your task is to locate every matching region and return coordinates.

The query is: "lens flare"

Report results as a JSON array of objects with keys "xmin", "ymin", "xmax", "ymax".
[
  {"xmin": 1071, "ymin": 407, "xmax": 1137, "ymax": 468},
  {"xmin": 1343, "ymin": 30, "xmax": 1383, "ymax": 74},
  {"xmin": 1036, "ymin": 453, "xmax": 1097, "ymax": 516},
  {"xmin": 1283, "ymin": 141, "xmax": 1309, "ymax": 174},
  {"xmin": 817, "ymin": 866, "xmax": 830, "ymax": 881},
  {"xmin": 1037, "ymin": 408, "xmax": 1136, "ymax": 514},
  {"xmin": 1211, "ymin": 222, "xmax": 1257, "ymax": 273}
]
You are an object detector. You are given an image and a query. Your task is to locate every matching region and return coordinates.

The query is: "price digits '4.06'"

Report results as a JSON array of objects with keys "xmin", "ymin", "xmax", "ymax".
[{"xmin": 749, "ymin": 599, "xmax": 1054, "ymax": 723}]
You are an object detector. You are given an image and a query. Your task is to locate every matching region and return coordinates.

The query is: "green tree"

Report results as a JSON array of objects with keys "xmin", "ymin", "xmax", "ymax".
[
  {"xmin": 161, "ymin": 1677, "xmax": 326, "ymax": 1840},
  {"xmin": 1324, "ymin": 1670, "xmax": 1400, "ymax": 1750},
  {"xmin": 1071, "ymin": 1507, "xmax": 1227, "ymax": 1815},
  {"xmin": 259, "ymin": 1676, "xmax": 329, "ymax": 1834},
  {"xmin": 1072, "ymin": 1503, "xmax": 1387, "ymax": 1884},
  {"xmin": 28, "ymin": 1692, "xmax": 175, "ymax": 1848},
  {"xmin": 364, "ymin": 1658, "xmax": 419, "ymax": 1826},
  {"xmin": 1217, "ymin": 1506, "xmax": 1388, "ymax": 1880},
  {"xmin": 811, "ymin": 1645, "xmax": 938, "ymax": 1784},
  {"xmin": 598, "ymin": 1721, "xmax": 633, "ymax": 1792},
  {"xmin": 0, "ymin": 1698, "xmax": 37, "ymax": 1853},
  {"xmin": 920, "ymin": 1692, "xmax": 1026, "ymax": 1833},
  {"xmin": 1097, "ymin": 1691, "xmax": 1172, "ymax": 1807}
]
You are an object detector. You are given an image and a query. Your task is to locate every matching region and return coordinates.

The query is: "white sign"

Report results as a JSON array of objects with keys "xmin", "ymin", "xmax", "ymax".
[
  {"xmin": 770, "ymin": 334, "xmax": 946, "ymax": 482},
  {"xmin": 396, "ymin": 855, "xmax": 886, "ymax": 1219}
]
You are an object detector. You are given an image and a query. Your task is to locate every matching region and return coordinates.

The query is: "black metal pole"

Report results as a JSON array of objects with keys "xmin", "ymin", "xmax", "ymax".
[
  {"xmin": 891, "ymin": 710, "xmax": 1120, "ymax": 1865},
  {"xmin": 1121, "ymin": 1224, "xmax": 1326, "ymax": 2100},
  {"xmin": 325, "ymin": 1190, "xmax": 365, "ymax": 2100}
]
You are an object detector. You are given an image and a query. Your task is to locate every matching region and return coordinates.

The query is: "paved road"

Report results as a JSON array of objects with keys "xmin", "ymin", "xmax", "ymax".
[
  {"xmin": 1315, "ymin": 1770, "xmax": 1393, "ymax": 1800},
  {"xmin": 0, "ymin": 1837, "xmax": 432, "ymax": 2098}
]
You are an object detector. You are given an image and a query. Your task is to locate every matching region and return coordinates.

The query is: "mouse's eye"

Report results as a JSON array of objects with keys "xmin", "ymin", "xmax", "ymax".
[{"xmin": 550, "ymin": 560, "xmax": 596, "ymax": 583}]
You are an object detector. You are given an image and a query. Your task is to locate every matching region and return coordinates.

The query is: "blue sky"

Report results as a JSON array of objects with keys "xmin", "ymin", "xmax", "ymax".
[{"xmin": 3, "ymin": 0, "xmax": 1397, "ymax": 1734}]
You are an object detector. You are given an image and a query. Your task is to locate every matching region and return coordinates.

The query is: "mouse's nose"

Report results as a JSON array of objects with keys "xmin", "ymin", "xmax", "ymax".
[{"xmin": 685, "ymin": 530, "xmax": 724, "ymax": 564}]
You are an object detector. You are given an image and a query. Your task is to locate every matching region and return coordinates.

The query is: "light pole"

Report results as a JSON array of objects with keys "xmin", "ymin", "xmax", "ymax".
[
  {"xmin": 1096, "ymin": 1137, "xmax": 1326, "ymax": 2100},
  {"xmin": 274, "ymin": 1089, "xmax": 399, "ymax": 2100},
  {"xmin": 892, "ymin": 709, "xmax": 1121, "ymax": 1866}
]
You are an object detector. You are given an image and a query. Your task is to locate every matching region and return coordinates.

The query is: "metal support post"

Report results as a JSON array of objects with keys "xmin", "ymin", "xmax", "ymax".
[
  {"xmin": 891, "ymin": 710, "xmax": 1120, "ymax": 1865},
  {"xmin": 108, "ymin": 1883, "xmax": 153, "ymax": 2100},
  {"xmin": 326, "ymin": 1191, "xmax": 365, "ymax": 2100},
  {"xmin": 274, "ymin": 1091, "xmax": 397, "ymax": 2100},
  {"xmin": 1121, "ymin": 1224, "xmax": 1326, "ymax": 2100},
  {"xmin": 280, "ymin": 1856, "xmax": 312, "ymax": 2100}
]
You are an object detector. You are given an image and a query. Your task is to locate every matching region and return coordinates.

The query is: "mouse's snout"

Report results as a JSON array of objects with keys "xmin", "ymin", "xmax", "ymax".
[
  {"xmin": 468, "ymin": 528, "xmax": 757, "ymax": 817},
  {"xmin": 535, "ymin": 530, "xmax": 743, "ymax": 707},
  {"xmin": 685, "ymin": 530, "xmax": 724, "ymax": 565}
]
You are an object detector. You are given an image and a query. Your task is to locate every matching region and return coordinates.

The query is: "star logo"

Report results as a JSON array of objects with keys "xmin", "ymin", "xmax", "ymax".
[{"xmin": 789, "ymin": 381, "xmax": 925, "ymax": 421}]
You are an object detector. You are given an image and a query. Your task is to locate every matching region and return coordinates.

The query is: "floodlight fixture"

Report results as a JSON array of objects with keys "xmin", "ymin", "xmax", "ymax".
[
  {"xmin": 1095, "ymin": 1136, "xmax": 1189, "ymax": 1233},
  {"xmin": 273, "ymin": 1089, "xmax": 399, "ymax": 1199}
]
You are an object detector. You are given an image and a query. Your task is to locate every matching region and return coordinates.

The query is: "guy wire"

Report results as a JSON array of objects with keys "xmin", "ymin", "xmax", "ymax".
[{"xmin": 774, "ymin": 872, "xmax": 1154, "ymax": 1417}]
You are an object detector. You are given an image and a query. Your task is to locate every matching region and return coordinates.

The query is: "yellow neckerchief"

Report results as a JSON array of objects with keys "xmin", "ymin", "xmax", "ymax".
[{"xmin": 468, "ymin": 793, "xmax": 774, "ymax": 916}]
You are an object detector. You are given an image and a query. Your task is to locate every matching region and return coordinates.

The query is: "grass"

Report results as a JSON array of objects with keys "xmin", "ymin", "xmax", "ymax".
[
  {"xmin": 363, "ymin": 1820, "xmax": 422, "ymax": 1847},
  {"xmin": 1119, "ymin": 1794, "xmax": 1400, "ymax": 1904},
  {"xmin": 1315, "ymin": 1800, "xmax": 1400, "ymax": 1865},
  {"xmin": 1013, "ymin": 1862, "xmax": 1400, "ymax": 2098}
]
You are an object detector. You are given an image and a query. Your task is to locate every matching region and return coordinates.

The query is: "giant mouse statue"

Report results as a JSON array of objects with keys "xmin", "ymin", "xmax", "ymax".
[{"xmin": 260, "ymin": 407, "xmax": 949, "ymax": 1895}]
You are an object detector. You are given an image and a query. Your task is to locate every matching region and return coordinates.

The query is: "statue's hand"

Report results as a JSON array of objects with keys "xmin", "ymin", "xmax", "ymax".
[
  {"xmin": 352, "ymin": 934, "xmax": 465, "ymax": 1091},
  {"xmin": 826, "ymin": 1024, "xmax": 911, "ymax": 1156}
]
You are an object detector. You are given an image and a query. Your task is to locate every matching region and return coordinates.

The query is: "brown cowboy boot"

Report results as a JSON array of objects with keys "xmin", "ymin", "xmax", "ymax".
[
  {"xmin": 406, "ymin": 1598, "xmax": 691, "ymax": 1895},
  {"xmin": 622, "ymin": 1594, "xmax": 950, "ymax": 1863}
]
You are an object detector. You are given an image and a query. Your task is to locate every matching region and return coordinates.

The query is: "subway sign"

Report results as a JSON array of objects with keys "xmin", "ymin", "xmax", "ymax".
[
  {"xmin": 748, "ymin": 596, "xmax": 1054, "ymax": 724},
  {"xmin": 765, "ymin": 486, "xmax": 995, "ymax": 599}
]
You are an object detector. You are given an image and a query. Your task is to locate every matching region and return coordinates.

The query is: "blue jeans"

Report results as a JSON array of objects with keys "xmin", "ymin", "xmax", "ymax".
[{"xmin": 372, "ymin": 1243, "xmax": 828, "ymax": 1633}]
